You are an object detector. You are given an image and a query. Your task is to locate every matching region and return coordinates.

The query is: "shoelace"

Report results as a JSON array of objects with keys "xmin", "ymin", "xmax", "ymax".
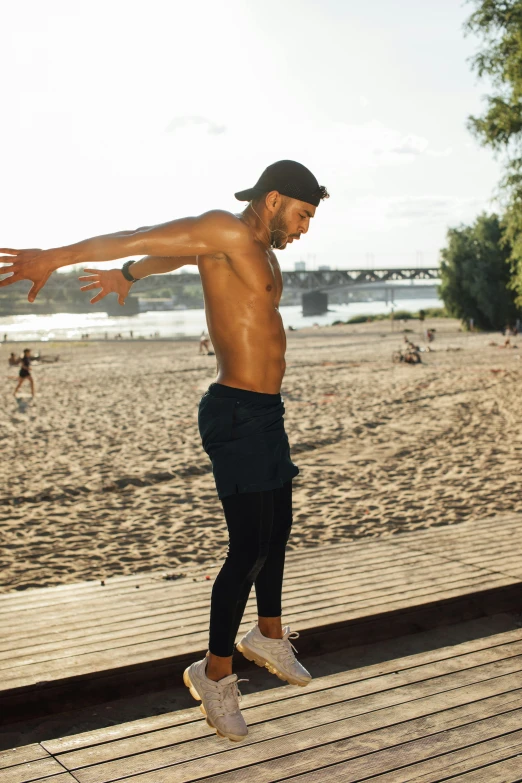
[
  {"xmin": 222, "ymin": 677, "xmax": 249, "ymax": 713},
  {"xmin": 206, "ymin": 678, "xmax": 249, "ymax": 717},
  {"xmin": 271, "ymin": 630, "xmax": 300, "ymax": 664}
]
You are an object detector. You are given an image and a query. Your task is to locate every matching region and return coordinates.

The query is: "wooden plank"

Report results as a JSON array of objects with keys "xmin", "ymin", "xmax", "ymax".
[
  {"xmin": 15, "ymin": 777, "xmax": 76, "ymax": 783},
  {"xmin": 2, "ymin": 518, "xmax": 521, "ymax": 724},
  {"xmin": 2, "ymin": 574, "xmax": 516, "ymax": 690},
  {"xmin": 450, "ymin": 552, "xmax": 522, "ymax": 569},
  {"xmin": 0, "ymin": 545, "xmax": 427, "ymax": 623},
  {"xmin": 127, "ymin": 708, "xmax": 522, "ymax": 783},
  {"xmin": 0, "ymin": 528, "xmax": 516, "ymax": 628},
  {"xmin": 396, "ymin": 541, "xmax": 519, "ymax": 561},
  {"xmin": 1, "ymin": 558, "xmax": 506, "ymax": 646},
  {"xmin": 445, "ymin": 756, "xmax": 522, "ymax": 782},
  {"xmin": 68, "ymin": 684, "xmax": 522, "ymax": 783},
  {"xmin": 0, "ymin": 541, "xmax": 401, "ymax": 613},
  {"xmin": 0, "ymin": 560, "xmax": 492, "ymax": 664},
  {"xmin": 235, "ymin": 724, "xmax": 522, "ymax": 783},
  {"xmin": 396, "ymin": 528, "xmax": 520, "ymax": 554},
  {"xmin": 54, "ymin": 652, "xmax": 522, "ymax": 770},
  {"xmin": 0, "ymin": 746, "xmax": 49, "ymax": 770},
  {"xmin": 0, "ymin": 551, "xmax": 457, "ymax": 633},
  {"xmin": 410, "ymin": 540, "xmax": 520, "ymax": 563},
  {"xmin": 0, "ymin": 757, "xmax": 68, "ymax": 783},
  {"xmin": 0, "ymin": 561, "xmax": 494, "ymax": 657},
  {"xmin": 2, "ymin": 575, "xmax": 518, "ymax": 693},
  {"xmin": 43, "ymin": 627, "xmax": 522, "ymax": 755},
  {"xmin": 2, "ymin": 566, "xmax": 466, "ymax": 658},
  {"xmin": 4, "ymin": 535, "xmax": 420, "ymax": 613},
  {"xmin": 3, "ymin": 529, "xmax": 516, "ymax": 634}
]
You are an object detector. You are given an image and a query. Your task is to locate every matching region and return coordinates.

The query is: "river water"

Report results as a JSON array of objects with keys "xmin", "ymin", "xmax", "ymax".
[{"xmin": 0, "ymin": 297, "xmax": 443, "ymax": 342}]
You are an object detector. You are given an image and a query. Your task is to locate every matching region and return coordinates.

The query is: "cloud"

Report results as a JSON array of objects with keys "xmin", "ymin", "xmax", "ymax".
[
  {"xmin": 388, "ymin": 134, "xmax": 429, "ymax": 156},
  {"xmin": 166, "ymin": 115, "xmax": 227, "ymax": 136},
  {"xmin": 426, "ymin": 147, "xmax": 453, "ymax": 158},
  {"xmin": 316, "ymin": 122, "xmax": 451, "ymax": 167},
  {"xmin": 385, "ymin": 195, "xmax": 488, "ymax": 223}
]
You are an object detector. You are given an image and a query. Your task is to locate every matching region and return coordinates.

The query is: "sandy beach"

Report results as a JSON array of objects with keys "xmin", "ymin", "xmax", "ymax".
[{"xmin": 1, "ymin": 318, "xmax": 521, "ymax": 593}]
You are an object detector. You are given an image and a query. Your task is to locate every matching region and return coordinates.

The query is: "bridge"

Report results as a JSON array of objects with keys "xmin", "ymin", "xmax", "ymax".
[
  {"xmin": 280, "ymin": 267, "xmax": 440, "ymax": 315},
  {"xmin": 281, "ymin": 267, "xmax": 440, "ymax": 292},
  {"xmin": 167, "ymin": 267, "xmax": 441, "ymax": 316}
]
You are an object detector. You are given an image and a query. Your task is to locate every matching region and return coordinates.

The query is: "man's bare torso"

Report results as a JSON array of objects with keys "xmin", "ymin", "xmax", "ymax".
[{"xmin": 198, "ymin": 220, "xmax": 286, "ymax": 394}]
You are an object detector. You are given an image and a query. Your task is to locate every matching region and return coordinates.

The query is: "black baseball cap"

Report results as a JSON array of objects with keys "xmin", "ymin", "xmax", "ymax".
[{"xmin": 235, "ymin": 160, "xmax": 328, "ymax": 207}]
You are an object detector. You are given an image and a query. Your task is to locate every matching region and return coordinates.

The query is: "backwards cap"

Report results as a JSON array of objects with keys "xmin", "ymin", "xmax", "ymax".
[{"xmin": 234, "ymin": 160, "xmax": 328, "ymax": 207}]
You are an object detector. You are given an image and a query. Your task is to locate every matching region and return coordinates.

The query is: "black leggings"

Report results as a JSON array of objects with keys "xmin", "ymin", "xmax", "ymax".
[{"xmin": 209, "ymin": 480, "xmax": 293, "ymax": 657}]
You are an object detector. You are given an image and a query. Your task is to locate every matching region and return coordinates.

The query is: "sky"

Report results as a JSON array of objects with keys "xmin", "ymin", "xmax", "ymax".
[{"xmin": 1, "ymin": 0, "xmax": 505, "ymax": 271}]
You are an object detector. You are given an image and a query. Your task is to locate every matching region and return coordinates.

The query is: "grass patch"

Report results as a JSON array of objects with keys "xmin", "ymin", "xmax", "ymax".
[{"xmin": 335, "ymin": 307, "xmax": 449, "ymax": 326}]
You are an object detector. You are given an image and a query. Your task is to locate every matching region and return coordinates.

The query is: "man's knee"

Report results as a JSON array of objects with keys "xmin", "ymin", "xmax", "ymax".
[{"xmin": 239, "ymin": 541, "xmax": 270, "ymax": 583}]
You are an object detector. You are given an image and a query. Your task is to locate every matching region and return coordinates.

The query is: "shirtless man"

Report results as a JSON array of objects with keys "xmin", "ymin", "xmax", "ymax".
[{"xmin": 0, "ymin": 160, "xmax": 329, "ymax": 742}]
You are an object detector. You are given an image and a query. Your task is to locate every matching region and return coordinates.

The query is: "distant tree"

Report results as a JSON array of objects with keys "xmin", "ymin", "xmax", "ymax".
[
  {"xmin": 465, "ymin": 0, "xmax": 522, "ymax": 304},
  {"xmin": 439, "ymin": 213, "xmax": 520, "ymax": 330}
]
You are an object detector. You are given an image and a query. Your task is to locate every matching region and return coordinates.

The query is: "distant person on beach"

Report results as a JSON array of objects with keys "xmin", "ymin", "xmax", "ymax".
[
  {"xmin": 33, "ymin": 352, "xmax": 60, "ymax": 364},
  {"xmin": 400, "ymin": 337, "xmax": 422, "ymax": 364},
  {"xmin": 0, "ymin": 159, "xmax": 329, "ymax": 743},
  {"xmin": 13, "ymin": 348, "xmax": 34, "ymax": 397},
  {"xmin": 199, "ymin": 330, "xmax": 211, "ymax": 354},
  {"xmin": 8, "ymin": 352, "xmax": 19, "ymax": 367}
]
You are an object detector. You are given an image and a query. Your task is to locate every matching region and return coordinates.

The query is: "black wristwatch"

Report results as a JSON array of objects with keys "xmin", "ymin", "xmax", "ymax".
[{"xmin": 121, "ymin": 259, "xmax": 138, "ymax": 283}]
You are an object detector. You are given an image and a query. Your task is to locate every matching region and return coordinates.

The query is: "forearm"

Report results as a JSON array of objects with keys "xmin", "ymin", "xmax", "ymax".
[
  {"xmin": 52, "ymin": 228, "xmax": 152, "ymax": 269},
  {"xmin": 128, "ymin": 255, "xmax": 197, "ymax": 280}
]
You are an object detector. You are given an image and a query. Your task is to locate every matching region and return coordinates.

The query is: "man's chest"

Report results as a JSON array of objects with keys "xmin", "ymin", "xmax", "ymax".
[{"xmin": 200, "ymin": 249, "xmax": 283, "ymax": 301}]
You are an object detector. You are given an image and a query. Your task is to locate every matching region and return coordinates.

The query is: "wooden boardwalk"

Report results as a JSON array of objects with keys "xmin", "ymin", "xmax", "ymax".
[
  {"xmin": 2, "ymin": 625, "xmax": 522, "ymax": 782},
  {"xmin": 1, "ymin": 512, "xmax": 521, "ymax": 724}
]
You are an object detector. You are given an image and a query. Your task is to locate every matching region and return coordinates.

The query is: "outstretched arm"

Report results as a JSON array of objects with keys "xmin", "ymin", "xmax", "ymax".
[
  {"xmin": 124, "ymin": 254, "xmax": 198, "ymax": 279},
  {"xmin": 0, "ymin": 210, "xmax": 247, "ymax": 302},
  {"xmin": 78, "ymin": 255, "xmax": 197, "ymax": 305}
]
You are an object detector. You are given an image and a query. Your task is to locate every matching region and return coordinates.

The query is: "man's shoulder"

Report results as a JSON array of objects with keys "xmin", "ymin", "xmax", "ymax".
[{"xmin": 198, "ymin": 210, "xmax": 252, "ymax": 246}]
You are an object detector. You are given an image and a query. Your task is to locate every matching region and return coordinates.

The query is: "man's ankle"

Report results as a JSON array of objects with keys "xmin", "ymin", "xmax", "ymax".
[
  {"xmin": 257, "ymin": 621, "xmax": 283, "ymax": 640},
  {"xmin": 206, "ymin": 670, "xmax": 231, "ymax": 682},
  {"xmin": 205, "ymin": 653, "xmax": 232, "ymax": 681}
]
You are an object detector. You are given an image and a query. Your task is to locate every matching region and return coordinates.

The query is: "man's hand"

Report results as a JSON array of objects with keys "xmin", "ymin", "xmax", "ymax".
[
  {"xmin": 79, "ymin": 268, "xmax": 133, "ymax": 305},
  {"xmin": 0, "ymin": 248, "xmax": 66, "ymax": 302}
]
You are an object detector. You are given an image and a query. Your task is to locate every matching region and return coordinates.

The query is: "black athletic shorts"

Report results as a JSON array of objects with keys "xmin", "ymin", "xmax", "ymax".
[
  {"xmin": 19, "ymin": 369, "xmax": 30, "ymax": 378},
  {"xmin": 198, "ymin": 382, "xmax": 299, "ymax": 499}
]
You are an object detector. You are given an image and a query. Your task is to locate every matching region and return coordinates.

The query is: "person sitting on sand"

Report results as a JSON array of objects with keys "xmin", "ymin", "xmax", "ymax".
[
  {"xmin": 14, "ymin": 348, "xmax": 35, "ymax": 397},
  {"xmin": 32, "ymin": 352, "xmax": 60, "ymax": 364},
  {"xmin": 8, "ymin": 352, "xmax": 19, "ymax": 366},
  {"xmin": 400, "ymin": 337, "xmax": 421, "ymax": 364}
]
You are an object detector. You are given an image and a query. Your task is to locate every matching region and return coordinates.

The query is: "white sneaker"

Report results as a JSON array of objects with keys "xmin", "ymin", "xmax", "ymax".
[
  {"xmin": 183, "ymin": 658, "xmax": 249, "ymax": 742},
  {"xmin": 237, "ymin": 625, "xmax": 312, "ymax": 686}
]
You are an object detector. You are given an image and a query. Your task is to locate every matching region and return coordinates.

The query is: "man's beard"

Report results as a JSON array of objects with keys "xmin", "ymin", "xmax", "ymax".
[{"xmin": 269, "ymin": 206, "xmax": 290, "ymax": 249}]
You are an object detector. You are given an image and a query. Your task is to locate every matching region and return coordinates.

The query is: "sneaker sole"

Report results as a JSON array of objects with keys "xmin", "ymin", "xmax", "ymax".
[
  {"xmin": 182, "ymin": 667, "xmax": 247, "ymax": 743},
  {"xmin": 236, "ymin": 641, "xmax": 311, "ymax": 686}
]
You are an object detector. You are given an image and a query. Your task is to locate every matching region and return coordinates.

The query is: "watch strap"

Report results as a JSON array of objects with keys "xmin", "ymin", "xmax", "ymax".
[{"xmin": 121, "ymin": 260, "xmax": 138, "ymax": 283}]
